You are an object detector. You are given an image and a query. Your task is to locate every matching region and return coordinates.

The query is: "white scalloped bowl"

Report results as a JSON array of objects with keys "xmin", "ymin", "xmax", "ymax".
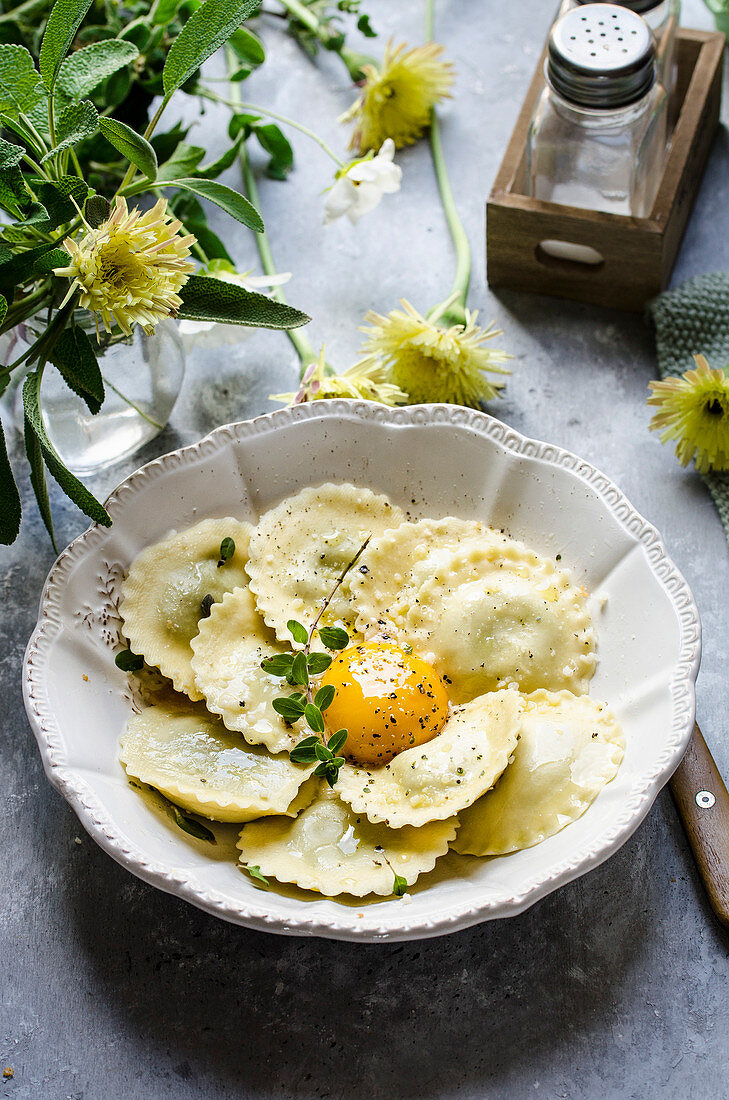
[{"xmin": 23, "ymin": 402, "xmax": 700, "ymax": 941}]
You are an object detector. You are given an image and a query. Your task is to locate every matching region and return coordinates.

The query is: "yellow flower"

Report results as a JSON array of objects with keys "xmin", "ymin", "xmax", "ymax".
[
  {"xmin": 271, "ymin": 348, "xmax": 407, "ymax": 406},
  {"xmin": 359, "ymin": 298, "xmax": 510, "ymax": 407},
  {"xmin": 54, "ymin": 197, "xmax": 195, "ymax": 336},
  {"xmin": 340, "ymin": 40, "xmax": 454, "ymax": 153},
  {"xmin": 648, "ymin": 354, "xmax": 729, "ymax": 472}
]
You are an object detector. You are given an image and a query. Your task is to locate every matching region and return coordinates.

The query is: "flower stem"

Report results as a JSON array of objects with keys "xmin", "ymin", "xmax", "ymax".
[
  {"xmin": 198, "ymin": 88, "xmax": 346, "ymax": 167},
  {"xmin": 225, "ymin": 48, "xmax": 317, "ymax": 373},
  {"xmin": 275, "ymin": 0, "xmax": 373, "ymax": 80},
  {"xmin": 425, "ymin": 0, "xmax": 435, "ymax": 41},
  {"xmin": 424, "ymin": 0, "xmax": 471, "ymax": 327},
  {"xmin": 239, "ymin": 145, "xmax": 317, "ymax": 372},
  {"xmin": 117, "ymin": 98, "xmax": 167, "ymax": 196},
  {"xmin": 101, "ymin": 375, "xmax": 165, "ymax": 430},
  {"xmin": 1, "ymin": 283, "xmax": 51, "ymax": 335}
]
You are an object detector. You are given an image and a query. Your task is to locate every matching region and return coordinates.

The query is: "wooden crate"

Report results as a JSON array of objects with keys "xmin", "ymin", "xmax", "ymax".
[{"xmin": 486, "ymin": 29, "xmax": 725, "ymax": 312}]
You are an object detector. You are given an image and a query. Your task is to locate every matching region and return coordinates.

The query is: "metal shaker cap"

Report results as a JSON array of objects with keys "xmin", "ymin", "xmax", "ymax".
[
  {"xmin": 574, "ymin": 0, "xmax": 663, "ymax": 12},
  {"xmin": 548, "ymin": 4, "xmax": 656, "ymax": 108}
]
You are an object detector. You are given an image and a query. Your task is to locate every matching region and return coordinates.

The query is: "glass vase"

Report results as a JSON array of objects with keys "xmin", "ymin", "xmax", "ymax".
[{"xmin": 0, "ymin": 313, "xmax": 185, "ymax": 476}]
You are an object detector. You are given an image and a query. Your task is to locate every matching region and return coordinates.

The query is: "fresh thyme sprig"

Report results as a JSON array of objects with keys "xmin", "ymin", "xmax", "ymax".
[
  {"xmin": 379, "ymin": 850, "xmax": 408, "ymax": 897},
  {"xmin": 260, "ymin": 536, "xmax": 371, "ymax": 786}
]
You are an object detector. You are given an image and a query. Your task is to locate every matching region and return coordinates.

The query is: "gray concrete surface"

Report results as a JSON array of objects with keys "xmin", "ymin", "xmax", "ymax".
[{"xmin": 2, "ymin": 2, "xmax": 728, "ymax": 1097}]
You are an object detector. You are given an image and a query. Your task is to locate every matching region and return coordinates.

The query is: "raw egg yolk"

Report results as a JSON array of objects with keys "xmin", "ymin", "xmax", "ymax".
[{"xmin": 319, "ymin": 641, "xmax": 450, "ymax": 768}]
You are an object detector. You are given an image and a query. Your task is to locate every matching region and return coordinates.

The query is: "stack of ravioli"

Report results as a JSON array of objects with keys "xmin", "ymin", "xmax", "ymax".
[{"xmin": 118, "ymin": 483, "xmax": 625, "ymax": 899}]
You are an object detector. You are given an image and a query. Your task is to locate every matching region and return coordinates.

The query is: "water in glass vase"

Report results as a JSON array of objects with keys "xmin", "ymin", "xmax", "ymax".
[{"xmin": 2, "ymin": 316, "xmax": 185, "ymax": 476}]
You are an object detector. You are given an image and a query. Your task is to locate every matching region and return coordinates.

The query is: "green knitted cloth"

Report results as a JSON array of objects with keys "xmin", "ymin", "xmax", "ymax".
[{"xmin": 647, "ymin": 272, "xmax": 729, "ymax": 537}]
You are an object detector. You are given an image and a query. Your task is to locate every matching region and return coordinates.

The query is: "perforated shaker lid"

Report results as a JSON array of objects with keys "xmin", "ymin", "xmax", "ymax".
[
  {"xmin": 574, "ymin": 0, "xmax": 663, "ymax": 13},
  {"xmin": 548, "ymin": 4, "xmax": 656, "ymax": 108}
]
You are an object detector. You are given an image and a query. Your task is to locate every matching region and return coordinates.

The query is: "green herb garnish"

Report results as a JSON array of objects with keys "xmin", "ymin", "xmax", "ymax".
[
  {"xmin": 218, "ymin": 537, "xmax": 236, "ymax": 566},
  {"xmin": 318, "ymin": 626, "xmax": 350, "ymax": 650},
  {"xmin": 287, "ymin": 618, "xmax": 309, "ymax": 644},
  {"xmin": 262, "ymin": 536, "xmax": 372, "ymax": 788},
  {"xmin": 115, "ymin": 649, "xmax": 144, "ymax": 672},
  {"xmin": 246, "ymin": 864, "xmax": 270, "ymax": 887},
  {"xmin": 171, "ymin": 806, "xmax": 216, "ymax": 844}
]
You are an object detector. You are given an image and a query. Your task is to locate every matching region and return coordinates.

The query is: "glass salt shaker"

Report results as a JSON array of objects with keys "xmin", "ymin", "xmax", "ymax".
[
  {"xmin": 557, "ymin": 0, "xmax": 680, "ymax": 99},
  {"xmin": 526, "ymin": 4, "xmax": 668, "ymax": 218}
]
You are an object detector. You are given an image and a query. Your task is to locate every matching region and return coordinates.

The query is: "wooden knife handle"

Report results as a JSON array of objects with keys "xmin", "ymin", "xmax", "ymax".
[{"xmin": 670, "ymin": 722, "xmax": 729, "ymax": 930}]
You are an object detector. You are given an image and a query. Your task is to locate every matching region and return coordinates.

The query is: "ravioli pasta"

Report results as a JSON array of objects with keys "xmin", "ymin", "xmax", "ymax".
[
  {"xmin": 190, "ymin": 586, "xmax": 306, "ymax": 754},
  {"xmin": 351, "ymin": 517, "xmax": 507, "ymax": 637},
  {"xmin": 116, "ymin": 481, "xmax": 625, "ymax": 902},
  {"xmin": 245, "ymin": 483, "xmax": 404, "ymax": 640},
  {"xmin": 360, "ymin": 534, "xmax": 595, "ymax": 702},
  {"xmin": 236, "ymin": 786, "xmax": 457, "ymax": 897},
  {"xmin": 120, "ymin": 517, "xmax": 252, "ymax": 699},
  {"xmin": 453, "ymin": 690, "xmax": 624, "ymax": 856},
  {"xmin": 120, "ymin": 702, "xmax": 314, "ymax": 823},
  {"xmin": 336, "ymin": 689, "xmax": 523, "ymax": 828}
]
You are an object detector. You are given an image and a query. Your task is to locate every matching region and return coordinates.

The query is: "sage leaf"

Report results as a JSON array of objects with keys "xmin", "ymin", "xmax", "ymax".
[
  {"xmin": 150, "ymin": 121, "xmax": 189, "ymax": 165},
  {"xmin": 39, "ymin": 0, "xmax": 94, "ymax": 93},
  {"xmin": 190, "ymin": 225, "xmax": 233, "ymax": 264},
  {"xmin": 99, "ymin": 117, "xmax": 158, "ymax": 180},
  {"xmin": 0, "ymin": 420, "xmax": 20, "ymax": 545},
  {"xmin": 0, "ymin": 138, "xmax": 26, "ymax": 170},
  {"xmin": 0, "ymin": 294, "xmax": 6, "ymax": 327},
  {"xmin": 50, "ymin": 326, "xmax": 104, "ymax": 414},
  {"xmin": 22, "ymin": 368, "xmax": 111, "ymax": 528},
  {"xmin": 0, "ymin": 45, "xmax": 46, "ymax": 119},
  {"xmin": 58, "ymin": 39, "xmax": 139, "ymax": 101},
  {"xmin": 162, "ymin": 0, "xmax": 261, "ymax": 99},
  {"xmin": 24, "ymin": 413, "xmax": 56, "ymax": 552},
  {"xmin": 229, "ymin": 27, "xmax": 265, "ymax": 66},
  {"xmin": 196, "ymin": 133, "xmax": 245, "ymax": 180},
  {"xmin": 118, "ymin": 18, "xmax": 151, "ymax": 50},
  {"xmin": 84, "ymin": 195, "xmax": 110, "ymax": 228},
  {"xmin": 167, "ymin": 178, "xmax": 263, "ymax": 232},
  {"xmin": 13, "ymin": 202, "xmax": 50, "ymax": 230},
  {"xmin": 177, "ymin": 275, "xmax": 309, "ymax": 330},
  {"xmin": 36, "ymin": 176, "xmax": 90, "ymax": 230},
  {"xmin": 0, "ymin": 242, "xmax": 59, "ymax": 291},
  {"xmin": 287, "ymin": 619, "xmax": 308, "ymax": 645},
  {"xmin": 34, "ymin": 248, "xmax": 71, "ymax": 275},
  {"xmin": 41, "ymin": 100, "xmax": 99, "ymax": 162},
  {"xmin": 255, "ymin": 123, "xmax": 293, "ymax": 181},
  {"xmin": 156, "ymin": 142, "xmax": 205, "ymax": 182},
  {"xmin": 0, "ymin": 166, "xmax": 29, "ymax": 212},
  {"xmin": 171, "ymin": 806, "xmax": 216, "ymax": 844},
  {"xmin": 153, "ymin": 0, "xmax": 185, "ymax": 23}
]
